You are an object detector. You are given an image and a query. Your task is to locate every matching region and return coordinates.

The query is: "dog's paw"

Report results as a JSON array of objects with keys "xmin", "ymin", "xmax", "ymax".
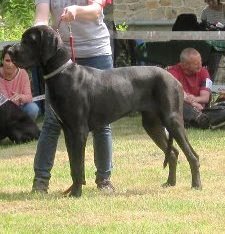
[
  {"xmin": 191, "ymin": 185, "xmax": 202, "ymax": 190},
  {"xmin": 161, "ymin": 181, "xmax": 176, "ymax": 188},
  {"xmin": 191, "ymin": 179, "xmax": 202, "ymax": 190},
  {"xmin": 63, "ymin": 184, "xmax": 82, "ymax": 197},
  {"xmin": 69, "ymin": 190, "xmax": 82, "ymax": 197}
]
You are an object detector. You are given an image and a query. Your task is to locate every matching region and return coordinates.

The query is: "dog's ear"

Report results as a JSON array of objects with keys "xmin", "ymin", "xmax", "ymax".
[
  {"xmin": 39, "ymin": 27, "xmax": 63, "ymax": 65},
  {"xmin": 22, "ymin": 26, "xmax": 64, "ymax": 66}
]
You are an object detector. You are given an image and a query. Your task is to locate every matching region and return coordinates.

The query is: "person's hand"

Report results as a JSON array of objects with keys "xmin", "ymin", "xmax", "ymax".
[
  {"xmin": 184, "ymin": 95, "xmax": 193, "ymax": 104},
  {"xmin": 11, "ymin": 92, "xmax": 23, "ymax": 105},
  {"xmin": 192, "ymin": 101, "xmax": 203, "ymax": 111},
  {"xmin": 61, "ymin": 5, "xmax": 78, "ymax": 22},
  {"xmin": 184, "ymin": 94, "xmax": 203, "ymax": 110},
  {"xmin": 185, "ymin": 94, "xmax": 196, "ymax": 103}
]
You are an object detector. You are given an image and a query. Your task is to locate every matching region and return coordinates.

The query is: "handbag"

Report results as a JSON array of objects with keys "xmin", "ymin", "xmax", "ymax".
[
  {"xmin": 183, "ymin": 103, "xmax": 210, "ymax": 129},
  {"xmin": 203, "ymin": 101, "xmax": 225, "ymax": 129}
]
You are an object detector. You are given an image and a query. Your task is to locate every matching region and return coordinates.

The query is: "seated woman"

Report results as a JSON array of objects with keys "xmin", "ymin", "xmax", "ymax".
[{"xmin": 0, "ymin": 45, "xmax": 39, "ymax": 121}]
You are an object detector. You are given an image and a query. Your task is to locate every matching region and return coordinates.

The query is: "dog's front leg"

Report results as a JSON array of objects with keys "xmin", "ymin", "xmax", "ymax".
[{"xmin": 63, "ymin": 126, "xmax": 89, "ymax": 197}]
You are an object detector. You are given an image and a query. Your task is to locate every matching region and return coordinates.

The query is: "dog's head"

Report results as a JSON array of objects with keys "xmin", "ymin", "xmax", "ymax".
[{"xmin": 8, "ymin": 25, "xmax": 64, "ymax": 69}]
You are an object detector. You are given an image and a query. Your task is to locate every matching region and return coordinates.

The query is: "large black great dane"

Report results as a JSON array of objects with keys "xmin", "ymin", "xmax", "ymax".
[{"xmin": 9, "ymin": 25, "xmax": 201, "ymax": 197}]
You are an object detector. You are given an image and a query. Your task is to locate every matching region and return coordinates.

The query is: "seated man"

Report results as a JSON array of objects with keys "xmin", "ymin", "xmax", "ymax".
[{"xmin": 167, "ymin": 48, "xmax": 212, "ymax": 129}]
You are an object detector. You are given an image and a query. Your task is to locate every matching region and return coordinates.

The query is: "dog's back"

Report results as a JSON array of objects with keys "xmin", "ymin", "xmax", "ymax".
[{"xmin": 75, "ymin": 65, "xmax": 183, "ymax": 128}]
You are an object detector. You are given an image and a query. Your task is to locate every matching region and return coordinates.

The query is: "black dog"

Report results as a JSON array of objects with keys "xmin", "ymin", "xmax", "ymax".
[
  {"xmin": 9, "ymin": 25, "xmax": 201, "ymax": 196},
  {"xmin": 0, "ymin": 98, "xmax": 40, "ymax": 144}
]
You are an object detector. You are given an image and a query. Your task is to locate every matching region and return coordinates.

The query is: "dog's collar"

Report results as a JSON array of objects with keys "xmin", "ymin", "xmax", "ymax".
[
  {"xmin": 43, "ymin": 59, "xmax": 73, "ymax": 80},
  {"xmin": 0, "ymin": 93, "xmax": 9, "ymax": 107}
]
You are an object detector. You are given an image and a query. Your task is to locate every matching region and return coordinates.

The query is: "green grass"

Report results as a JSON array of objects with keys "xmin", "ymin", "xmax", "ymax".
[{"xmin": 1, "ymin": 115, "xmax": 225, "ymax": 233}]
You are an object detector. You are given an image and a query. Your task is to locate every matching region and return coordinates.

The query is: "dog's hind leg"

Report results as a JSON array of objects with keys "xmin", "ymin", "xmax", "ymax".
[
  {"xmin": 141, "ymin": 111, "xmax": 179, "ymax": 187},
  {"xmin": 164, "ymin": 113, "xmax": 202, "ymax": 189},
  {"xmin": 63, "ymin": 125, "xmax": 89, "ymax": 197}
]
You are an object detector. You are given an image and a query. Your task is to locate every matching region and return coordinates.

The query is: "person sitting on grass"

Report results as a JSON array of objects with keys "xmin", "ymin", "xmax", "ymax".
[
  {"xmin": 0, "ymin": 45, "xmax": 39, "ymax": 121},
  {"xmin": 167, "ymin": 48, "xmax": 212, "ymax": 129}
]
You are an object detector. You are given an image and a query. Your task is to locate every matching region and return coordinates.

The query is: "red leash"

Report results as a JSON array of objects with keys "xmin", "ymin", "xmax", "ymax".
[
  {"xmin": 68, "ymin": 23, "xmax": 76, "ymax": 63},
  {"xmin": 57, "ymin": 19, "xmax": 76, "ymax": 63}
]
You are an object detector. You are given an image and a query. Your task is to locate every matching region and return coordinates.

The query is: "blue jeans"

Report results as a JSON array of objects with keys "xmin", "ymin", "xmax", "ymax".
[
  {"xmin": 21, "ymin": 102, "xmax": 39, "ymax": 121},
  {"xmin": 31, "ymin": 67, "xmax": 45, "ymax": 114},
  {"xmin": 33, "ymin": 55, "xmax": 113, "ymax": 182}
]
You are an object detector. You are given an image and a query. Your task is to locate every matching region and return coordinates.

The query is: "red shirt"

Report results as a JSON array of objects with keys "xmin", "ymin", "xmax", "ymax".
[{"xmin": 168, "ymin": 64, "xmax": 211, "ymax": 96}]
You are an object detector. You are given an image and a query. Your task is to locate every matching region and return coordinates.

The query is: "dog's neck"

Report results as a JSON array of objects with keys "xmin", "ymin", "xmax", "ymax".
[
  {"xmin": 43, "ymin": 59, "xmax": 73, "ymax": 80},
  {"xmin": 42, "ymin": 46, "xmax": 72, "ymax": 77}
]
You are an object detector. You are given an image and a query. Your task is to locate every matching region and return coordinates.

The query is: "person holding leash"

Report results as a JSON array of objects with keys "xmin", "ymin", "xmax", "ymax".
[{"xmin": 32, "ymin": 0, "xmax": 114, "ymax": 193}]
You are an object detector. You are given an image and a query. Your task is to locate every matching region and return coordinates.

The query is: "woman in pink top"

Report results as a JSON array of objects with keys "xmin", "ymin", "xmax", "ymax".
[{"xmin": 0, "ymin": 45, "xmax": 39, "ymax": 120}]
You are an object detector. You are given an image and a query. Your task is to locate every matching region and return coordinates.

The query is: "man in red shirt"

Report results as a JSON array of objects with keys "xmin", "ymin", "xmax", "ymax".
[{"xmin": 168, "ymin": 48, "xmax": 212, "ymax": 128}]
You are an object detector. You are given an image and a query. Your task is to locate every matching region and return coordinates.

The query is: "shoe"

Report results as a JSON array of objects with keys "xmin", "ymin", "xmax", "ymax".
[
  {"xmin": 31, "ymin": 177, "xmax": 49, "ymax": 194},
  {"xmin": 96, "ymin": 179, "xmax": 115, "ymax": 193},
  {"xmin": 211, "ymin": 120, "xmax": 225, "ymax": 129}
]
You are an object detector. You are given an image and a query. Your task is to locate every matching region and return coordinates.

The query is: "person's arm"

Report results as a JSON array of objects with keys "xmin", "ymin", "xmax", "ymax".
[
  {"xmin": 191, "ymin": 90, "xmax": 210, "ymax": 104},
  {"xmin": 11, "ymin": 70, "xmax": 33, "ymax": 105},
  {"xmin": 200, "ymin": 9, "xmax": 207, "ymax": 23},
  {"xmin": 61, "ymin": 1, "xmax": 105, "ymax": 22},
  {"xmin": 195, "ymin": 68, "xmax": 211, "ymax": 104},
  {"xmin": 184, "ymin": 89, "xmax": 210, "ymax": 108},
  {"xmin": 34, "ymin": 3, "xmax": 50, "ymax": 26}
]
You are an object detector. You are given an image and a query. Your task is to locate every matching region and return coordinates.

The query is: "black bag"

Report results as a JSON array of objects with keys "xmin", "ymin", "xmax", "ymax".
[
  {"xmin": 203, "ymin": 102, "xmax": 225, "ymax": 129},
  {"xmin": 183, "ymin": 103, "xmax": 210, "ymax": 129},
  {"xmin": 172, "ymin": 14, "xmax": 205, "ymax": 31}
]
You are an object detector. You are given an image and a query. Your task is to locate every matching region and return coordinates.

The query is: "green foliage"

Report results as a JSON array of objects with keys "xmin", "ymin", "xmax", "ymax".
[
  {"xmin": 0, "ymin": 0, "xmax": 35, "ymax": 41},
  {"xmin": 114, "ymin": 23, "xmax": 133, "ymax": 67},
  {"xmin": 116, "ymin": 22, "xmax": 128, "ymax": 32}
]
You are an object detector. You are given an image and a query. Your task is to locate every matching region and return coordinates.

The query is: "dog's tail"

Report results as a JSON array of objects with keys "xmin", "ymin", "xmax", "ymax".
[
  {"xmin": 163, "ymin": 132, "xmax": 179, "ymax": 168},
  {"xmin": 163, "ymin": 133, "xmax": 173, "ymax": 168}
]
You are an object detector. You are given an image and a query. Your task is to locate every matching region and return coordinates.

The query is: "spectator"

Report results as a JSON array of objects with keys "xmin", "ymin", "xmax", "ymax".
[
  {"xmin": 201, "ymin": 0, "xmax": 225, "ymax": 83},
  {"xmin": 201, "ymin": 0, "xmax": 225, "ymax": 25},
  {"xmin": 0, "ymin": 45, "xmax": 39, "ymax": 121},
  {"xmin": 167, "ymin": 48, "xmax": 212, "ymax": 129},
  {"xmin": 32, "ymin": 0, "xmax": 114, "ymax": 193}
]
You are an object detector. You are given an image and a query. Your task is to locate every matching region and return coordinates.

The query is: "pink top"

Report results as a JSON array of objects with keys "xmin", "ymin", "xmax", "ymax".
[{"xmin": 0, "ymin": 68, "xmax": 33, "ymax": 106}]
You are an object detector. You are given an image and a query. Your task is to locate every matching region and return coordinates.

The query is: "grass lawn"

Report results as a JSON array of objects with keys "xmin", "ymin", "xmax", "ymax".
[{"xmin": 1, "ymin": 114, "xmax": 225, "ymax": 233}]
